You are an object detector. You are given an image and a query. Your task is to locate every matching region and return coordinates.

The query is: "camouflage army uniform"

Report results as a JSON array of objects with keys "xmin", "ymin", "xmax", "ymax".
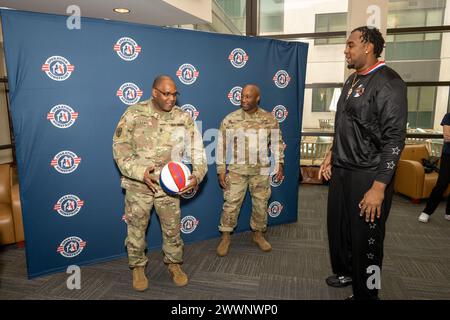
[
  {"xmin": 113, "ymin": 99, "xmax": 207, "ymax": 268},
  {"xmin": 216, "ymin": 107, "xmax": 284, "ymax": 232}
]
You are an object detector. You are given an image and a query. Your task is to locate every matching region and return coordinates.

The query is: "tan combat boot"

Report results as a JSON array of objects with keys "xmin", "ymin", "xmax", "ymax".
[
  {"xmin": 168, "ymin": 263, "xmax": 189, "ymax": 287},
  {"xmin": 216, "ymin": 232, "xmax": 231, "ymax": 257},
  {"xmin": 253, "ymin": 231, "xmax": 272, "ymax": 252},
  {"xmin": 132, "ymin": 266, "xmax": 148, "ymax": 291}
]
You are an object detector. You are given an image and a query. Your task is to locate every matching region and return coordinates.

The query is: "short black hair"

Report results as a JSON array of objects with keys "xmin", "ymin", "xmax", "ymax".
[
  {"xmin": 351, "ymin": 26, "xmax": 385, "ymax": 58},
  {"xmin": 152, "ymin": 75, "xmax": 174, "ymax": 88}
]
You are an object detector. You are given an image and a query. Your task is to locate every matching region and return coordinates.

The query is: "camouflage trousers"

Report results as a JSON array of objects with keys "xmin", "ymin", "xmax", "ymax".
[
  {"xmin": 124, "ymin": 190, "xmax": 183, "ymax": 268},
  {"xmin": 219, "ymin": 171, "xmax": 271, "ymax": 233}
]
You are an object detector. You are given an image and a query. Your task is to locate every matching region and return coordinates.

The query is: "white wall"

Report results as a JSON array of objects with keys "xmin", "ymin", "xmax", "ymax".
[{"xmin": 283, "ymin": 0, "xmax": 348, "ymax": 34}]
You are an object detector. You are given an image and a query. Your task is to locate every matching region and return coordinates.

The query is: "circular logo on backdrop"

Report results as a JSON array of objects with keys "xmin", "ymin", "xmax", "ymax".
[
  {"xmin": 41, "ymin": 56, "xmax": 75, "ymax": 81},
  {"xmin": 270, "ymin": 173, "xmax": 284, "ymax": 187},
  {"xmin": 47, "ymin": 104, "xmax": 78, "ymax": 128},
  {"xmin": 116, "ymin": 82, "xmax": 143, "ymax": 105},
  {"xmin": 272, "ymin": 105, "xmax": 288, "ymax": 123},
  {"xmin": 54, "ymin": 195, "xmax": 84, "ymax": 217},
  {"xmin": 273, "ymin": 70, "xmax": 291, "ymax": 88},
  {"xmin": 228, "ymin": 48, "xmax": 248, "ymax": 68},
  {"xmin": 57, "ymin": 236, "xmax": 86, "ymax": 258},
  {"xmin": 51, "ymin": 151, "xmax": 81, "ymax": 174},
  {"xmin": 268, "ymin": 201, "xmax": 284, "ymax": 218},
  {"xmin": 180, "ymin": 215, "xmax": 199, "ymax": 234},
  {"xmin": 181, "ymin": 104, "xmax": 199, "ymax": 120},
  {"xmin": 176, "ymin": 64, "xmax": 199, "ymax": 85},
  {"xmin": 228, "ymin": 86, "xmax": 242, "ymax": 106},
  {"xmin": 114, "ymin": 37, "xmax": 141, "ymax": 61}
]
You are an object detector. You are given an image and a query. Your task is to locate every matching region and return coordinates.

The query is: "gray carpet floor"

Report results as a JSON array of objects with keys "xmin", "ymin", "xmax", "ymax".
[{"xmin": 1, "ymin": 184, "xmax": 450, "ymax": 300}]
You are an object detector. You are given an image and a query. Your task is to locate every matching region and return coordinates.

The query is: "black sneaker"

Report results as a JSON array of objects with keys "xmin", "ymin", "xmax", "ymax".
[
  {"xmin": 345, "ymin": 295, "xmax": 380, "ymax": 301},
  {"xmin": 326, "ymin": 274, "xmax": 352, "ymax": 287}
]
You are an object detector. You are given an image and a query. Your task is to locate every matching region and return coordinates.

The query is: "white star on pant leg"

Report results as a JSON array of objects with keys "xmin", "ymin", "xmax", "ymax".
[
  {"xmin": 368, "ymin": 238, "xmax": 375, "ymax": 245},
  {"xmin": 392, "ymin": 146, "xmax": 400, "ymax": 155},
  {"xmin": 369, "ymin": 223, "xmax": 377, "ymax": 229},
  {"xmin": 367, "ymin": 253, "xmax": 374, "ymax": 259},
  {"xmin": 387, "ymin": 161, "xmax": 395, "ymax": 170}
]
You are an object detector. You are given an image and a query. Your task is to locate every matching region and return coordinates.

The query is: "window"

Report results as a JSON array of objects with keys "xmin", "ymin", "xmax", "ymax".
[
  {"xmin": 388, "ymin": 0, "xmax": 446, "ymax": 28},
  {"xmin": 385, "ymin": 3, "xmax": 448, "ymax": 130},
  {"xmin": 253, "ymin": 0, "xmax": 449, "ymax": 131},
  {"xmin": 215, "ymin": 0, "xmax": 246, "ymax": 34},
  {"xmin": 407, "ymin": 87, "xmax": 436, "ymax": 129},
  {"xmin": 314, "ymin": 13, "xmax": 347, "ymax": 45},
  {"xmin": 386, "ymin": 5, "xmax": 444, "ymax": 60},
  {"xmin": 216, "ymin": 0, "xmax": 245, "ymax": 17},
  {"xmin": 386, "ymin": 33, "xmax": 442, "ymax": 61},
  {"xmin": 259, "ymin": 0, "xmax": 284, "ymax": 34},
  {"xmin": 312, "ymin": 88, "xmax": 335, "ymax": 112}
]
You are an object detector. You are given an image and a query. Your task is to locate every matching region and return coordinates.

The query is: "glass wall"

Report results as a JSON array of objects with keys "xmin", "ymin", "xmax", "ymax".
[
  {"xmin": 259, "ymin": 0, "xmax": 348, "ymax": 35},
  {"xmin": 388, "ymin": 0, "xmax": 446, "ymax": 28},
  {"xmin": 386, "ymin": 34, "xmax": 442, "ymax": 62},
  {"xmin": 171, "ymin": 0, "xmax": 246, "ymax": 35},
  {"xmin": 258, "ymin": 0, "xmax": 349, "ymax": 131},
  {"xmin": 259, "ymin": 0, "xmax": 284, "ymax": 34},
  {"xmin": 216, "ymin": 0, "xmax": 246, "ymax": 34},
  {"xmin": 314, "ymin": 13, "xmax": 347, "ymax": 45},
  {"xmin": 312, "ymin": 88, "xmax": 335, "ymax": 112},
  {"xmin": 172, "ymin": 0, "xmax": 450, "ymax": 132},
  {"xmin": 407, "ymin": 86, "xmax": 436, "ymax": 129},
  {"xmin": 386, "ymin": 0, "xmax": 449, "ymax": 129},
  {"xmin": 256, "ymin": 0, "xmax": 450, "ymax": 132}
]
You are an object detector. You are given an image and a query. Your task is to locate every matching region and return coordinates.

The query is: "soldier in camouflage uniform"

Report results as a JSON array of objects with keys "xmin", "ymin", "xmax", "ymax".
[
  {"xmin": 112, "ymin": 75, "xmax": 207, "ymax": 291},
  {"xmin": 216, "ymin": 84, "xmax": 285, "ymax": 257}
]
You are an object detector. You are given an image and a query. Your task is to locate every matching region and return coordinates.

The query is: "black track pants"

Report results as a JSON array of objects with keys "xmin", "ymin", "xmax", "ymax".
[
  {"xmin": 423, "ymin": 153, "xmax": 450, "ymax": 215},
  {"xmin": 327, "ymin": 167, "xmax": 394, "ymax": 300}
]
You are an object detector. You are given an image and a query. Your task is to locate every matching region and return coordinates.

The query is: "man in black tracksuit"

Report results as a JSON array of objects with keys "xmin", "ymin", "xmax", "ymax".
[{"xmin": 319, "ymin": 26, "xmax": 407, "ymax": 300}]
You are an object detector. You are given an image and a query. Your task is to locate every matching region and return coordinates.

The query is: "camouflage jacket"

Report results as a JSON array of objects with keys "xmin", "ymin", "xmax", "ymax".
[
  {"xmin": 113, "ymin": 99, "xmax": 207, "ymax": 194},
  {"xmin": 216, "ymin": 107, "xmax": 285, "ymax": 175}
]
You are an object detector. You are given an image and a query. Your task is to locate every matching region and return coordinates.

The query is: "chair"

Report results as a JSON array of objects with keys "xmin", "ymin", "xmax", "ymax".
[
  {"xmin": 318, "ymin": 119, "xmax": 334, "ymax": 131},
  {"xmin": 299, "ymin": 137, "xmax": 332, "ymax": 184},
  {"xmin": 394, "ymin": 144, "xmax": 450, "ymax": 202},
  {"xmin": 426, "ymin": 139, "xmax": 443, "ymax": 158},
  {"xmin": 405, "ymin": 137, "xmax": 427, "ymax": 145},
  {"xmin": 0, "ymin": 163, "xmax": 25, "ymax": 245},
  {"xmin": 300, "ymin": 138, "xmax": 332, "ymax": 166}
]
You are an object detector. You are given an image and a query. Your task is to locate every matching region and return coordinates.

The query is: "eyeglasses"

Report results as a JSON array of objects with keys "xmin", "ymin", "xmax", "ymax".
[{"xmin": 154, "ymin": 87, "xmax": 180, "ymax": 98}]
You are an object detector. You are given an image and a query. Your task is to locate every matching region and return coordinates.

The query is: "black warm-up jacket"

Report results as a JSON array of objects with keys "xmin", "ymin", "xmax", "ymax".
[{"xmin": 332, "ymin": 64, "xmax": 408, "ymax": 185}]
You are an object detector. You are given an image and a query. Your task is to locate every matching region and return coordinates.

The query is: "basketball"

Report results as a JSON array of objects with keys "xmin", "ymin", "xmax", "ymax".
[{"xmin": 160, "ymin": 161, "xmax": 191, "ymax": 195}]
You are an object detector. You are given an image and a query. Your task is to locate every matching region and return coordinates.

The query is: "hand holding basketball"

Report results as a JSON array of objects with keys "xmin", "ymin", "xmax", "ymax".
[
  {"xmin": 160, "ymin": 161, "xmax": 194, "ymax": 196},
  {"xmin": 179, "ymin": 175, "xmax": 198, "ymax": 195}
]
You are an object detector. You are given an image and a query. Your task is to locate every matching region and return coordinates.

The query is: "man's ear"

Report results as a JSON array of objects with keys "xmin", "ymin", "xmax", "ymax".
[
  {"xmin": 257, "ymin": 96, "xmax": 260, "ymax": 104},
  {"xmin": 366, "ymin": 42, "xmax": 374, "ymax": 54},
  {"xmin": 151, "ymin": 88, "xmax": 156, "ymax": 99}
]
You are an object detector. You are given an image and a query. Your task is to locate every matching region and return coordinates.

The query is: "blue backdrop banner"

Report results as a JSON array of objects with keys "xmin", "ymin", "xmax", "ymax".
[{"xmin": 1, "ymin": 9, "xmax": 308, "ymax": 278}]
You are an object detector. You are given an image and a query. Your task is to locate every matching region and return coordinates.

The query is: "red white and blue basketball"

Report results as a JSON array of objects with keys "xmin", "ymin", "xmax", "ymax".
[{"xmin": 160, "ymin": 161, "xmax": 191, "ymax": 195}]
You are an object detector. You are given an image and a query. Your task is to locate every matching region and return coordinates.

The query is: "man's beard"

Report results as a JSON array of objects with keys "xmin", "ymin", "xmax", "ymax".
[{"xmin": 347, "ymin": 64, "xmax": 355, "ymax": 69}]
